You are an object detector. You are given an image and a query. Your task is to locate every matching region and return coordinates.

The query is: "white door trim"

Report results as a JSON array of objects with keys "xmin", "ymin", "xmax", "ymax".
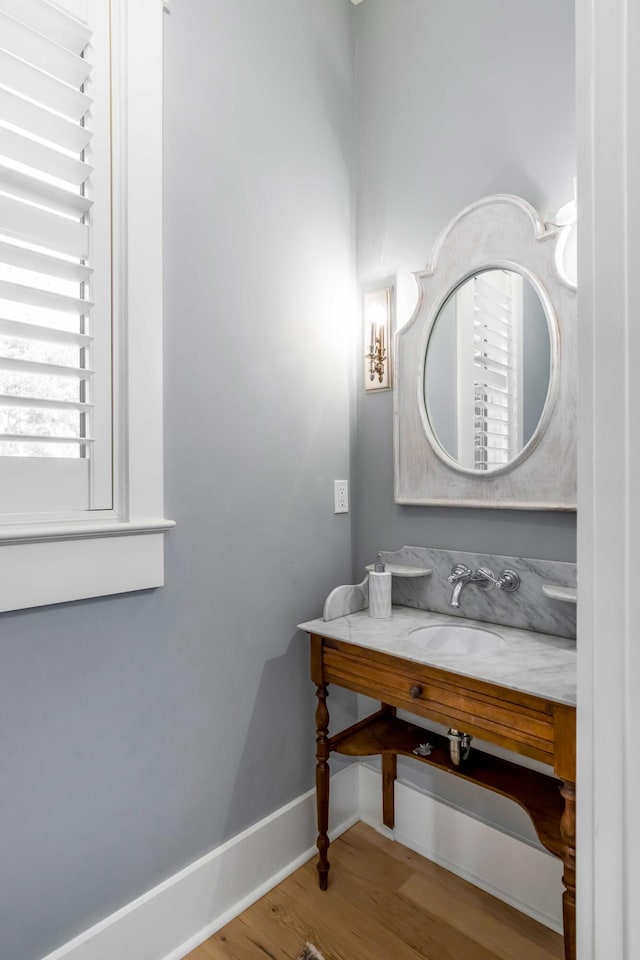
[{"xmin": 576, "ymin": 0, "xmax": 640, "ymax": 955}]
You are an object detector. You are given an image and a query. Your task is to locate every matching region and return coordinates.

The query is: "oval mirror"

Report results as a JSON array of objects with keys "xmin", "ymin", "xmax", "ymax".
[{"xmin": 423, "ymin": 269, "xmax": 551, "ymax": 473}]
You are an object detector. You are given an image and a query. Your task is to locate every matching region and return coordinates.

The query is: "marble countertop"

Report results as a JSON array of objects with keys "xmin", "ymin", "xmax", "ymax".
[{"xmin": 298, "ymin": 606, "xmax": 576, "ymax": 707}]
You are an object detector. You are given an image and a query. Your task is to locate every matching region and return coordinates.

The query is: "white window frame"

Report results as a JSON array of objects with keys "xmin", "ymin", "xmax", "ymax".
[{"xmin": 0, "ymin": 0, "xmax": 173, "ymax": 612}]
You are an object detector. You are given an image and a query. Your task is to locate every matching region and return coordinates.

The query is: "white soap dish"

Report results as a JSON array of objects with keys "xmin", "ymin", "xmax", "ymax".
[
  {"xmin": 364, "ymin": 563, "xmax": 432, "ymax": 578},
  {"xmin": 542, "ymin": 583, "xmax": 577, "ymax": 603}
]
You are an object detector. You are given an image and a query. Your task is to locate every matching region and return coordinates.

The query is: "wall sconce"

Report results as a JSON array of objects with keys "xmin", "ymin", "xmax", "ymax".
[
  {"xmin": 554, "ymin": 199, "xmax": 577, "ymax": 288},
  {"xmin": 553, "ymin": 179, "xmax": 577, "ymax": 289},
  {"xmin": 364, "ymin": 283, "xmax": 394, "ymax": 392}
]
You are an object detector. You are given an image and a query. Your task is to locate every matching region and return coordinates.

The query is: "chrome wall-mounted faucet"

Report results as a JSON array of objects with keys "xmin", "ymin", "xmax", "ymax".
[
  {"xmin": 448, "ymin": 564, "xmax": 479, "ymax": 608},
  {"xmin": 447, "ymin": 564, "xmax": 520, "ymax": 608}
]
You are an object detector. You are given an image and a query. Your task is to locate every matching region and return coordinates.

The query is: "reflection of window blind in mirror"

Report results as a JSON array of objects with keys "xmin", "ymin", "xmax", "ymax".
[
  {"xmin": 457, "ymin": 271, "xmax": 523, "ymax": 471},
  {"xmin": 0, "ymin": 0, "xmax": 93, "ymax": 459}
]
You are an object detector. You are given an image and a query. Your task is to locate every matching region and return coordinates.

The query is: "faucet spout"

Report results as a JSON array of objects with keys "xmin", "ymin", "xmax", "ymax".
[
  {"xmin": 449, "ymin": 580, "xmax": 465, "ymax": 609},
  {"xmin": 447, "ymin": 564, "xmax": 472, "ymax": 608}
]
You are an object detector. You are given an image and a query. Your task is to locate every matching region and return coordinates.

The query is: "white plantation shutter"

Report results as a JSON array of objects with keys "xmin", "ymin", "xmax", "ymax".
[
  {"xmin": 0, "ymin": 0, "xmax": 171, "ymax": 612},
  {"xmin": 457, "ymin": 271, "xmax": 523, "ymax": 471},
  {"xmin": 0, "ymin": 0, "xmax": 112, "ymax": 513}
]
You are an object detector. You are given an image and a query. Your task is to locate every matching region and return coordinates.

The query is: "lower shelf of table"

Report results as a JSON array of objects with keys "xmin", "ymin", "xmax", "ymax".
[{"xmin": 328, "ymin": 709, "xmax": 564, "ymax": 859}]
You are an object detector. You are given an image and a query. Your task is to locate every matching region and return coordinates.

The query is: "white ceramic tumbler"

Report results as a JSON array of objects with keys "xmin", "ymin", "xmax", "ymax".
[{"xmin": 368, "ymin": 570, "xmax": 392, "ymax": 619}]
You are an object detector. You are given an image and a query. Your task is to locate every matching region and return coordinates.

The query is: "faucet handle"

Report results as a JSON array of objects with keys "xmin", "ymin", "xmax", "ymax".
[
  {"xmin": 448, "ymin": 563, "xmax": 471, "ymax": 584},
  {"xmin": 475, "ymin": 566, "xmax": 499, "ymax": 590},
  {"xmin": 496, "ymin": 568, "xmax": 520, "ymax": 592},
  {"xmin": 477, "ymin": 566, "xmax": 521, "ymax": 592}
]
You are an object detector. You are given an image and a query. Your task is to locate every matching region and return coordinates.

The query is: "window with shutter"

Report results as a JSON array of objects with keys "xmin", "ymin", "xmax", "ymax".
[
  {"xmin": 0, "ymin": 0, "xmax": 112, "ymax": 515},
  {"xmin": 456, "ymin": 270, "xmax": 523, "ymax": 471},
  {"xmin": 0, "ymin": 0, "xmax": 172, "ymax": 612}
]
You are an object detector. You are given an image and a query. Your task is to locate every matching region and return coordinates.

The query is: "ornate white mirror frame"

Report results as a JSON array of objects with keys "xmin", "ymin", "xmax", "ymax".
[{"xmin": 394, "ymin": 195, "xmax": 577, "ymax": 510}]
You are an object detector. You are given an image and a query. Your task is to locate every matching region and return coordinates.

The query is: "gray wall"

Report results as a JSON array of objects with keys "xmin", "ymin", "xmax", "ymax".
[
  {"xmin": 0, "ymin": 5, "xmax": 579, "ymax": 957},
  {"xmin": 354, "ymin": 0, "xmax": 576, "ymax": 572},
  {"xmin": 353, "ymin": 0, "xmax": 575, "ymax": 844},
  {"xmin": 0, "ymin": 3, "xmax": 355, "ymax": 959}
]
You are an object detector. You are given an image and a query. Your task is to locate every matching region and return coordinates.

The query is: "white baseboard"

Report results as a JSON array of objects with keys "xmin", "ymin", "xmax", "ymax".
[
  {"xmin": 40, "ymin": 760, "xmax": 564, "ymax": 960},
  {"xmin": 358, "ymin": 764, "xmax": 564, "ymax": 934},
  {"xmin": 40, "ymin": 766, "xmax": 360, "ymax": 960}
]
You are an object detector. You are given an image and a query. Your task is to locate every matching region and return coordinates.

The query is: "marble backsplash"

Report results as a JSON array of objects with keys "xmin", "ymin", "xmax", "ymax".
[{"xmin": 375, "ymin": 545, "xmax": 576, "ymax": 640}]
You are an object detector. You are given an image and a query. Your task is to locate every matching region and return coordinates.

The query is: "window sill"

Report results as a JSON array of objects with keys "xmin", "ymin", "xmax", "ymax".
[
  {"xmin": 0, "ymin": 518, "xmax": 175, "ymax": 545},
  {"xmin": 0, "ymin": 518, "xmax": 175, "ymax": 612}
]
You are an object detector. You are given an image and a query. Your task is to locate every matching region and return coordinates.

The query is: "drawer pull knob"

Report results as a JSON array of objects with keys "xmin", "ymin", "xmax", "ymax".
[{"xmin": 409, "ymin": 684, "xmax": 423, "ymax": 699}]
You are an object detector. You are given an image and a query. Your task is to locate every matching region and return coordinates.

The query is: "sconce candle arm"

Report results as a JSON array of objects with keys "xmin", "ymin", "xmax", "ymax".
[
  {"xmin": 364, "ymin": 284, "xmax": 393, "ymax": 391},
  {"xmin": 366, "ymin": 332, "xmax": 387, "ymax": 383}
]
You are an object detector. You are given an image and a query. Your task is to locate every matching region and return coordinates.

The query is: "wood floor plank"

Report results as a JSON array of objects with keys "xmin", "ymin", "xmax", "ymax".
[
  {"xmin": 185, "ymin": 822, "xmax": 563, "ymax": 960},
  {"xmin": 223, "ymin": 889, "xmax": 323, "ymax": 960},
  {"xmin": 327, "ymin": 835, "xmax": 500, "ymax": 960},
  {"xmin": 344, "ymin": 823, "xmax": 562, "ymax": 952},
  {"xmin": 190, "ymin": 939, "xmax": 233, "ymax": 960},
  {"xmin": 253, "ymin": 871, "xmax": 425, "ymax": 960},
  {"xmin": 401, "ymin": 873, "xmax": 562, "ymax": 960}
]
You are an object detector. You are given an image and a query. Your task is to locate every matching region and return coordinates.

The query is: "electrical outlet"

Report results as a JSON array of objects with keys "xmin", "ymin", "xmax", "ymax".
[{"xmin": 334, "ymin": 480, "xmax": 349, "ymax": 514}]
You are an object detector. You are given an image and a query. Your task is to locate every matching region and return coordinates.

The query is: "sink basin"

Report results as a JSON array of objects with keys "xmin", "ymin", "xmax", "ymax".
[{"xmin": 407, "ymin": 624, "xmax": 505, "ymax": 655}]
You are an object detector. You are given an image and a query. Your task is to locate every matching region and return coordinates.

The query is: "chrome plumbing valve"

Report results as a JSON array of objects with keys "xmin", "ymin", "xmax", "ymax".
[{"xmin": 448, "ymin": 728, "xmax": 473, "ymax": 766}]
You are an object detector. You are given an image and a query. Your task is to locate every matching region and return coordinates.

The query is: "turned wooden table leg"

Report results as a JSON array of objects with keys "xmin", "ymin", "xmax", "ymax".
[
  {"xmin": 315, "ymin": 682, "xmax": 330, "ymax": 890},
  {"xmin": 382, "ymin": 753, "xmax": 397, "ymax": 829},
  {"xmin": 560, "ymin": 781, "xmax": 576, "ymax": 960}
]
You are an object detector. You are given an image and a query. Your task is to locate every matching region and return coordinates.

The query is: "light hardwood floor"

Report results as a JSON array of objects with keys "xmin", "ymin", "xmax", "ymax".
[{"xmin": 185, "ymin": 822, "xmax": 563, "ymax": 960}]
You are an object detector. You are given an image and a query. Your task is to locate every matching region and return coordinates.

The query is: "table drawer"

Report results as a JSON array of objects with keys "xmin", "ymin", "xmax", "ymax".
[{"xmin": 321, "ymin": 638, "xmax": 555, "ymax": 763}]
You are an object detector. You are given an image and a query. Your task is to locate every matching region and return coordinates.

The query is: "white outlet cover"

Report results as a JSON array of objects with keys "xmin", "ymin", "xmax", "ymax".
[{"xmin": 334, "ymin": 480, "xmax": 349, "ymax": 513}]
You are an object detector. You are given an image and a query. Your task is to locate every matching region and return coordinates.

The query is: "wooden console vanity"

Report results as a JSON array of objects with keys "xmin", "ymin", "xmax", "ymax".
[{"xmin": 301, "ymin": 613, "xmax": 576, "ymax": 960}]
